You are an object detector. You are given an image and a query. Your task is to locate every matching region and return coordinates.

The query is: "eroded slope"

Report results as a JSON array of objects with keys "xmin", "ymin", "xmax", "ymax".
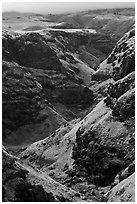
[{"xmin": 20, "ymin": 27, "xmax": 135, "ymax": 201}]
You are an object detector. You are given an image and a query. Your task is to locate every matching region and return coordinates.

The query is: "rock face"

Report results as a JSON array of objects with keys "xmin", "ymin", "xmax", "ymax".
[
  {"xmin": 104, "ymin": 27, "xmax": 135, "ymax": 121},
  {"xmin": 92, "ymin": 26, "xmax": 135, "ymax": 82},
  {"xmin": 108, "ymin": 27, "xmax": 135, "ymax": 80}
]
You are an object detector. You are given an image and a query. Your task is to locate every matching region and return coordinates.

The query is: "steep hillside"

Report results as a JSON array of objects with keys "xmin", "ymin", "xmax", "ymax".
[
  {"xmin": 2, "ymin": 31, "xmax": 95, "ymax": 147},
  {"xmin": 46, "ymin": 30, "xmax": 115, "ymax": 73},
  {"xmin": 2, "ymin": 60, "xmax": 66, "ymax": 146},
  {"xmin": 20, "ymin": 27, "xmax": 135, "ymax": 201},
  {"xmin": 92, "ymin": 26, "xmax": 135, "ymax": 81},
  {"xmin": 3, "ymin": 147, "xmax": 88, "ymax": 202}
]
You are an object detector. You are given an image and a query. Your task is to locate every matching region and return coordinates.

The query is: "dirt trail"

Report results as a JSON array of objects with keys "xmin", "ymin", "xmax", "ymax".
[{"xmin": 15, "ymin": 160, "xmax": 91, "ymax": 202}]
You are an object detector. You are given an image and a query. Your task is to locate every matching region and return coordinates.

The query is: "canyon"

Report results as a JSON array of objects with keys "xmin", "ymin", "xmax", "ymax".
[{"xmin": 2, "ymin": 8, "xmax": 135, "ymax": 202}]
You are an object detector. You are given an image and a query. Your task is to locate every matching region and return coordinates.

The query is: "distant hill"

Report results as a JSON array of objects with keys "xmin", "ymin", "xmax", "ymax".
[
  {"xmin": 3, "ymin": 8, "xmax": 135, "ymax": 42},
  {"xmin": 47, "ymin": 8, "xmax": 135, "ymax": 41}
]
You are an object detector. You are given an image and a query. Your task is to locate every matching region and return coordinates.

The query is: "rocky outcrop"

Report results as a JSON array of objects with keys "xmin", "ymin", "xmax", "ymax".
[
  {"xmin": 92, "ymin": 26, "xmax": 135, "ymax": 82},
  {"xmin": 108, "ymin": 27, "xmax": 135, "ymax": 80},
  {"xmin": 111, "ymin": 88, "xmax": 135, "ymax": 120},
  {"xmin": 104, "ymin": 27, "xmax": 135, "ymax": 120},
  {"xmin": 106, "ymin": 72, "xmax": 135, "ymax": 99},
  {"xmin": 104, "ymin": 73, "xmax": 135, "ymax": 120}
]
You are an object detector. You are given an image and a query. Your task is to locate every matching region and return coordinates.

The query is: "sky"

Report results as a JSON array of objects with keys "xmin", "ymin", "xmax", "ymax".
[{"xmin": 2, "ymin": 2, "xmax": 135, "ymax": 14}]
